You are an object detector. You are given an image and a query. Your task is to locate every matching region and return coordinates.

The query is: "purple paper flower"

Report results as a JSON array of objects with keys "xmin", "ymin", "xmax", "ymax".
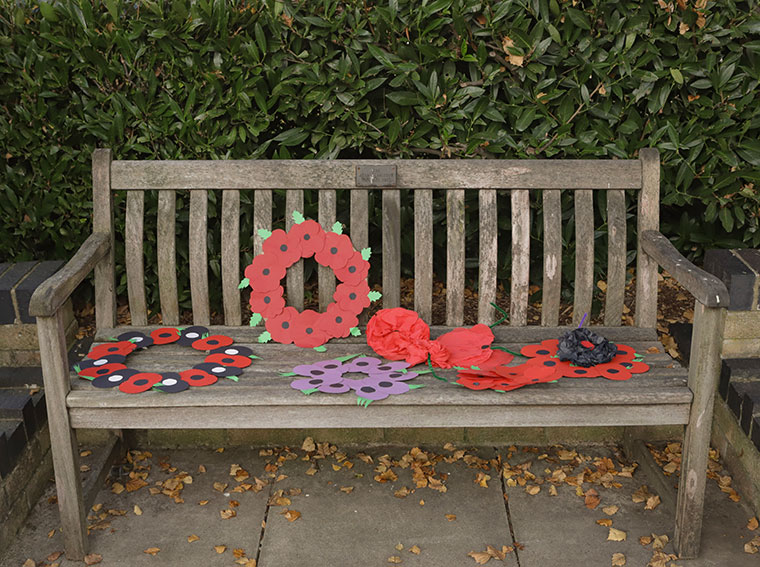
[
  {"xmin": 343, "ymin": 357, "xmax": 410, "ymax": 373},
  {"xmin": 293, "ymin": 359, "xmax": 346, "ymax": 379},
  {"xmin": 290, "ymin": 376, "xmax": 352, "ymax": 394}
]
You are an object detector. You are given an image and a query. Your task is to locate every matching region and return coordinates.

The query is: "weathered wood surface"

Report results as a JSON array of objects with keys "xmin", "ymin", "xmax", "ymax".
[
  {"xmin": 37, "ymin": 312, "xmax": 88, "ymax": 559},
  {"xmin": 446, "ymin": 189, "xmax": 465, "ymax": 326},
  {"xmin": 541, "ymin": 190, "xmax": 562, "ymax": 326},
  {"xmin": 382, "ymin": 190, "xmax": 401, "ymax": 308},
  {"xmin": 636, "ymin": 149, "xmax": 660, "ymax": 327},
  {"xmin": 511, "ymin": 190, "xmax": 530, "ymax": 326},
  {"xmin": 83, "ymin": 434, "xmax": 122, "ymax": 512},
  {"xmin": 125, "ymin": 191, "xmax": 147, "ymax": 326},
  {"xmin": 157, "ymin": 190, "xmax": 179, "ymax": 325},
  {"xmin": 285, "ymin": 190, "xmax": 305, "ymax": 311},
  {"xmin": 478, "ymin": 190, "xmax": 498, "ymax": 324},
  {"xmin": 573, "ymin": 190, "xmax": 594, "ymax": 325},
  {"xmin": 111, "ymin": 160, "xmax": 643, "ymax": 190},
  {"xmin": 674, "ymin": 303, "xmax": 726, "ymax": 558},
  {"xmin": 253, "ymin": 190, "xmax": 272, "ymax": 255},
  {"xmin": 29, "ymin": 233, "xmax": 110, "ymax": 318},
  {"xmin": 318, "ymin": 189, "xmax": 337, "ymax": 311},
  {"xmin": 221, "ymin": 190, "xmax": 242, "ymax": 325},
  {"xmin": 93, "ymin": 149, "xmax": 116, "ymax": 329},
  {"xmin": 188, "ymin": 190, "xmax": 210, "ymax": 325},
  {"xmin": 414, "ymin": 189, "xmax": 433, "ymax": 323},
  {"xmin": 605, "ymin": 190, "xmax": 627, "ymax": 326},
  {"xmin": 641, "ymin": 231, "xmax": 729, "ymax": 308}
]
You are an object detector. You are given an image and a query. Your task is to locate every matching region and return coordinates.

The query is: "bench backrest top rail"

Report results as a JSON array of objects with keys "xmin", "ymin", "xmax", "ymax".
[{"xmin": 110, "ymin": 159, "xmax": 643, "ymax": 191}]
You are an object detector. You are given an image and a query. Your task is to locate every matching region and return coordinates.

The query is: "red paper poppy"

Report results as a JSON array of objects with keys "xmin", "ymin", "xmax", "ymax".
[
  {"xmin": 179, "ymin": 368, "xmax": 218, "ymax": 387},
  {"xmin": 618, "ymin": 360, "xmax": 650, "ymax": 373},
  {"xmin": 262, "ymin": 229, "xmax": 302, "ymax": 267},
  {"xmin": 592, "ymin": 362, "xmax": 633, "ymax": 381},
  {"xmin": 434, "ymin": 324, "xmax": 495, "ymax": 368},
  {"xmin": 244, "ymin": 254, "xmax": 287, "ymax": 292},
  {"xmin": 521, "ymin": 357, "xmax": 569, "ymax": 381},
  {"xmin": 333, "ymin": 281, "xmax": 371, "ymax": 312},
  {"xmin": 333, "ymin": 251, "xmax": 370, "ymax": 285},
  {"xmin": 249, "ymin": 286, "xmax": 286, "ymax": 319},
  {"xmin": 565, "ymin": 366, "xmax": 600, "ymax": 378},
  {"xmin": 289, "ymin": 220, "xmax": 326, "ymax": 257},
  {"xmin": 192, "ymin": 335, "xmax": 234, "ymax": 351},
  {"xmin": 78, "ymin": 363, "xmax": 128, "ymax": 379},
  {"xmin": 204, "ymin": 353, "xmax": 252, "ymax": 369},
  {"xmin": 455, "ymin": 376, "xmax": 497, "ymax": 390},
  {"xmin": 151, "ymin": 327, "xmax": 180, "ymax": 345},
  {"xmin": 119, "ymin": 372, "xmax": 163, "ymax": 394},
  {"xmin": 87, "ymin": 341, "xmax": 137, "ymax": 359},
  {"xmin": 520, "ymin": 339, "xmax": 559, "ymax": 359},
  {"xmin": 611, "ymin": 344, "xmax": 636, "ymax": 361},
  {"xmin": 316, "ymin": 302, "xmax": 358, "ymax": 338},
  {"xmin": 314, "ymin": 232, "xmax": 354, "ymax": 269},
  {"xmin": 290, "ymin": 309, "xmax": 329, "ymax": 348},
  {"xmin": 265, "ymin": 306, "xmax": 300, "ymax": 345},
  {"xmin": 476, "ymin": 349, "xmax": 515, "ymax": 371}
]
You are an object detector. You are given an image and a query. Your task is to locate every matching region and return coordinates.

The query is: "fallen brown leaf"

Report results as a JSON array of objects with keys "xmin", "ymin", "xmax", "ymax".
[
  {"xmin": 221, "ymin": 509, "xmax": 237, "ymax": 520},
  {"xmin": 395, "ymin": 543, "xmax": 404, "ymax": 551},
  {"xmin": 585, "ymin": 488, "xmax": 600, "ymax": 509},
  {"xmin": 133, "ymin": 504, "xmax": 143, "ymax": 516},
  {"xmin": 233, "ymin": 548, "xmax": 246, "ymax": 558},
  {"xmin": 144, "ymin": 547, "xmax": 160, "ymax": 556},
  {"xmin": 395, "ymin": 487, "xmax": 411, "ymax": 498},
  {"xmin": 748, "ymin": 517, "xmax": 759, "ymax": 531},
  {"xmin": 596, "ymin": 519, "xmax": 613, "ymax": 527},
  {"xmin": 198, "ymin": 464, "xmax": 207, "ymax": 473},
  {"xmin": 84, "ymin": 553, "xmax": 103, "ymax": 565},
  {"xmin": 410, "ymin": 545, "xmax": 421, "ymax": 555},
  {"xmin": 340, "ymin": 486, "xmax": 354, "ymax": 494},
  {"xmin": 632, "ymin": 485, "xmax": 650, "ymax": 503},
  {"xmin": 602, "ymin": 505, "xmax": 619, "ymax": 515},
  {"xmin": 639, "ymin": 535, "xmax": 652, "ymax": 546},
  {"xmin": 475, "ymin": 472, "xmax": 491, "ymax": 488},
  {"xmin": 214, "ymin": 545, "xmax": 227, "ymax": 554},
  {"xmin": 305, "ymin": 466, "xmax": 318, "ymax": 476},
  {"xmin": 611, "ymin": 552, "xmax": 626, "ymax": 566},
  {"xmin": 646, "ymin": 346, "xmax": 660, "ymax": 353},
  {"xmin": 445, "ymin": 514, "xmax": 457, "ymax": 521},
  {"xmin": 47, "ymin": 529, "xmax": 56, "ymax": 538},
  {"xmin": 607, "ymin": 528, "xmax": 627, "ymax": 541},
  {"xmin": 47, "ymin": 551, "xmax": 63, "ymax": 562},
  {"xmin": 111, "ymin": 482, "xmax": 125, "ymax": 495},
  {"xmin": 651, "ymin": 533, "xmax": 669, "ymax": 550},
  {"xmin": 744, "ymin": 535, "xmax": 760, "ymax": 554},
  {"xmin": 468, "ymin": 550, "xmax": 492, "ymax": 564},
  {"xmin": 302, "ymin": 437, "xmax": 316, "ymax": 452},
  {"xmin": 549, "ymin": 485, "xmax": 558, "ymax": 496},
  {"xmin": 526, "ymin": 485, "xmax": 541, "ymax": 495},
  {"xmin": 645, "ymin": 495, "xmax": 661, "ymax": 511},
  {"xmin": 419, "ymin": 499, "xmax": 425, "ymax": 506},
  {"xmin": 22, "ymin": 560, "xmax": 35, "ymax": 567},
  {"xmin": 282, "ymin": 509, "xmax": 301, "ymax": 522},
  {"xmin": 388, "ymin": 556, "xmax": 402, "ymax": 564},
  {"xmin": 199, "ymin": 500, "xmax": 209, "ymax": 506},
  {"xmin": 188, "ymin": 534, "xmax": 200, "ymax": 543},
  {"xmin": 213, "ymin": 482, "xmax": 228, "ymax": 493},
  {"xmin": 80, "ymin": 450, "xmax": 92, "ymax": 457}
]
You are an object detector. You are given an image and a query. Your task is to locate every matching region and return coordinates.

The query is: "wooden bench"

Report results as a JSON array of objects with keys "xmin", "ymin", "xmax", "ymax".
[{"xmin": 29, "ymin": 148, "xmax": 729, "ymax": 560}]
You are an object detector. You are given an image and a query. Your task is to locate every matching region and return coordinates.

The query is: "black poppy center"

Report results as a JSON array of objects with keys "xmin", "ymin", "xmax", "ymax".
[
  {"xmin": 348, "ymin": 265, "xmax": 356, "ymax": 273},
  {"xmin": 280, "ymin": 244, "xmax": 288, "ymax": 251},
  {"xmin": 349, "ymin": 293, "xmax": 356, "ymax": 300},
  {"xmin": 324, "ymin": 364, "xmax": 338, "ymax": 369},
  {"xmin": 608, "ymin": 368, "xmax": 619, "ymax": 374},
  {"xmin": 537, "ymin": 349, "xmax": 550, "ymax": 355},
  {"xmin": 222, "ymin": 358, "xmax": 235, "ymax": 364},
  {"xmin": 329, "ymin": 383, "xmax": 343, "ymax": 388},
  {"xmin": 306, "ymin": 328, "xmax": 313, "ymax": 335},
  {"xmin": 575, "ymin": 369, "xmax": 587, "ymax": 374},
  {"xmin": 263, "ymin": 268, "xmax": 270, "ymax": 276},
  {"xmin": 473, "ymin": 382, "xmax": 480, "ymax": 386},
  {"xmin": 309, "ymin": 379, "xmax": 323, "ymax": 385},
  {"xmin": 330, "ymin": 247, "xmax": 338, "ymax": 254},
  {"xmin": 208, "ymin": 339, "xmax": 219, "ymax": 345},
  {"xmin": 312, "ymin": 370, "xmax": 324, "ymax": 376},
  {"xmin": 159, "ymin": 332, "xmax": 172, "ymax": 338},
  {"xmin": 622, "ymin": 362, "xmax": 632, "ymax": 368},
  {"xmin": 356, "ymin": 361, "xmax": 368, "ymax": 366},
  {"xmin": 304, "ymin": 234, "xmax": 311, "ymax": 240},
  {"xmin": 264, "ymin": 296, "xmax": 271, "ymax": 304},
  {"xmin": 389, "ymin": 373, "xmax": 401, "ymax": 378},
  {"xmin": 379, "ymin": 381, "xmax": 393, "ymax": 387},
  {"xmin": 97, "ymin": 368, "xmax": 109, "ymax": 375},
  {"xmin": 360, "ymin": 386, "xmax": 375, "ymax": 393},
  {"xmin": 378, "ymin": 365, "xmax": 391, "ymax": 370},
  {"xmin": 543, "ymin": 361, "xmax": 556, "ymax": 367},
  {"xmin": 134, "ymin": 379, "xmax": 148, "ymax": 386},
  {"xmin": 282, "ymin": 321, "xmax": 289, "ymax": 329},
  {"xmin": 336, "ymin": 316, "xmax": 343, "ymax": 323}
]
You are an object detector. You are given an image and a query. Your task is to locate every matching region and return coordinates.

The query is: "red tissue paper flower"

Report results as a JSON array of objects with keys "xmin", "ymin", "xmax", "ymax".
[{"xmin": 366, "ymin": 308, "xmax": 436, "ymax": 366}]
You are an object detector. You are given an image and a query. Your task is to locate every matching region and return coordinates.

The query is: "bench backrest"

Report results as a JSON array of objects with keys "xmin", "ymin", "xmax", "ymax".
[{"xmin": 91, "ymin": 149, "xmax": 661, "ymax": 331}]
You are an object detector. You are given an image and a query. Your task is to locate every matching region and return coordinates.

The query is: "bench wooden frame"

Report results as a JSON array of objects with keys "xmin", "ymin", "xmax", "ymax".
[{"xmin": 30, "ymin": 148, "xmax": 729, "ymax": 559}]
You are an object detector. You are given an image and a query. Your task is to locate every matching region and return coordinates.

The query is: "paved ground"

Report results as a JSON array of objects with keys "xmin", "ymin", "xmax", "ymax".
[{"xmin": 2, "ymin": 442, "xmax": 758, "ymax": 567}]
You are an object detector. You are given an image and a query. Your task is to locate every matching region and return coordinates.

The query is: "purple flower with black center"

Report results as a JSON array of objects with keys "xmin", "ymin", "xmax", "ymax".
[
  {"xmin": 290, "ymin": 376, "xmax": 352, "ymax": 394},
  {"xmin": 351, "ymin": 376, "xmax": 424, "ymax": 407},
  {"xmin": 343, "ymin": 357, "xmax": 410, "ymax": 373}
]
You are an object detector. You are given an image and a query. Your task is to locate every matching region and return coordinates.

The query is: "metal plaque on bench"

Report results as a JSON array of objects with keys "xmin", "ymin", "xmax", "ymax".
[{"xmin": 355, "ymin": 165, "xmax": 397, "ymax": 187}]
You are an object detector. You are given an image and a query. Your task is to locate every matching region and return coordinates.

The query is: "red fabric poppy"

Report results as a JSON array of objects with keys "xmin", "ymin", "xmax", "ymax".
[
  {"xmin": 87, "ymin": 341, "xmax": 137, "ymax": 359},
  {"xmin": 262, "ymin": 229, "xmax": 302, "ymax": 267},
  {"xmin": 192, "ymin": 335, "xmax": 234, "ymax": 351},
  {"xmin": 265, "ymin": 306, "xmax": 300, "ymax": 345},
  {"xmin": 366, "ymin": 308, "xmax": 433, "ymax": 365},
  {"xmin": 119, "ymin": 372, "xmax": 162, "ymax": 394},
  {"xmin": 316, "ymin": 303, "xmax": 358, "ymax": 338},
  {"xmin": 618, "ymin": 360, "xmax": 650, "ymax": 374},
  {"xmin": 611, "ymin": 344, "xmax": 636, "ymax": 361},
  {"xmin": 520, "ymin": 357, "xmax": 569, "ymax": 381},
  {"xmin": 289, "ymin": 220, "xmax": 326, "ymax": 257},
  {"xmin": 78, "ymin": 363, "xmax": 128, "ymax": 379},
  {"xmin": 151, "ymin": 327, "xmax": 180, "ymax": 345},
  {"xmin": 204, "ymin": 353, "xmax": 252, "ymax": 368},
  {"xmin": 179, "ymin": 369, "xmax": 218, "ymax": 387},
  {"xmin": 333, "ymin": 251, "xmax": 370, "ymax": 285},
  {"xmin": 333, "ymin": 281, "xmax": 371, "ymax": 312},
  {"xmin": 434, "ymin": 324, "xmax": 495, "ymax": 368},
  {"xmin": 249, "ymin": 286, "xmax": 286, "ymax": 319},
  {"xmin": 455, "ymin": 375, "xmax": 497, "ymax": 390},
  {"xmin": 565, "ymin": 366, "xmax": 600, "ymax": 378},
  {"xmin": 520, "ymin": 339, "xmax": 559, "ymax": 359},
  {"xmin": 314, "ymin": 232, "xmax": 354, "ymax": 269},
  {"xmin": 592, "ymin": 362, "xmax": 633, "ymax": 381},
  {"xmin": 245, "ymin": 254, "xmax": 287, "ymax": 292},
  {"xmin": 476, "ymin": 349, "xmax": 515, "ymax": 371},
  {"xmin": 290, "ymin": 309, "xmax": 329, "ymax": 348}
]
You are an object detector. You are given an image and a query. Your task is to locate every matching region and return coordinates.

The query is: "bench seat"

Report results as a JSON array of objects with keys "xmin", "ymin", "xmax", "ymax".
[{"xmin": 67, "ymin": 326, "xmax": 691, "ymax": 429}]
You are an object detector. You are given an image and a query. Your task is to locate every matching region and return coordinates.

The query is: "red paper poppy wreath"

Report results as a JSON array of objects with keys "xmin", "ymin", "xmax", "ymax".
[
  {"xmin": 241, "ymin": 211, "xmax": 381, "ymax": 349},
  {"xmin": 73, "ymin": 327, "xmax": 257, "ymax": 394}
]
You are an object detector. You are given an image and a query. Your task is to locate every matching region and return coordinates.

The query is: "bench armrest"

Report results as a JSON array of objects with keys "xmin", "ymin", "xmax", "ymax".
[
  {"xmin": 29, "ymin": 233, "xmax": 111, "ymax": 318},
  {"xmin": 640, "ymin": 230, "xmax": 729, "ymax": 308}
]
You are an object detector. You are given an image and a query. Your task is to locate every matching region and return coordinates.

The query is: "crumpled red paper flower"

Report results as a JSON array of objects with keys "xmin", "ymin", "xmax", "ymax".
[{"xmin": 366, "ymin": 308, "xmax": 442, "ymax": 366}]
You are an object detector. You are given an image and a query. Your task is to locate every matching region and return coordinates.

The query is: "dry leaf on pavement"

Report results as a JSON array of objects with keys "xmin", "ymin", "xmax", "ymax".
[
  {"xmin": 410, "ymin": 545, "xmax": 421, "ymax": 555},
  {"xmin": 395, "ymin": 487, "xmax": 411, "ymax": 498},
  {"xmin": 611, "ymin": 552, "xmax": 626, "ymax": 566},
  {"xmin": 607, "ymin": 528, "xmax": 627, "ymax": 541},
  {"xmin": 213, "ymin": 482, "xmax": 228, "ymax": 493},
  {"xmin": 22, "ymin": 560, "xmax": 35, "ymax": 567},
  {"xmin": 84, "ymin": 553, "xmax": 103, "ymax": 565},
  {"xmin": 645, "ymin": 495, "xmax": 661, "ymax": 510},
  {"xmin": 282, "ymin": 509, "xmax": 301, "ymax": 522},
  {"xmin": 46, "ymin": 552, "xmax": 62, "ymax": 562},
  {"xmin": 199, "ymin": 500, "xmax": 209, "ymax": 506},
  {"xmin": 549, "ymin": 485, "xmax": 558, "ymax": 496},
  {"xmin": 632, "ymin": 485, "xmax": 650, "ymax": 503},
  {"xmin": 526, "ymin": 485, "xmax": 540, "ymax": 495},
  {"xmin": 585, "ymin": 488, "xmax": 600, "ymax": 509},
  {"xmin": 302, "ymin": 437, "xmax": 316, "ymax": 452},
  {"xmin": 340, "ymin": 486, "xmax": 354, "ymax": 493},
  {"xmin": 445, "ymin": 514, "xmax": 457, "ymax": 521},
  {"xmin": 747, "ymin": 517, "xmax": 759, "ymax": 531},
  {"xmin": 221, "ymin": 509, "xmax": 237, "ymax": 519},
  {"xmin": 603, "ymin": 505, "xmax": 619, "ymax": 515},
  {"xmin": 214, "ymin": 545, "xmax": 227, "ymax": 554},
  {"xmin": 133, "ymin": 505, "xmax": 143, "ymax": 516},
  {"xmin": 745, "ymin": 535, "xmax": 760, "ymax": 554},
  {"xmin": 395, "ymin": 543, "xmax": 404, "ymax": 551},
  {"xmin": 651, "ymin": 533, "xmax": 669, "ymax": 550},
  {"xmin": 639, "ymin": 535, "xmax": 653, "ymax": 546},
  {"xmin": 388, "ymin": 556, "xmax": 402, "ymax": 564},
  {"xmin": 143, "ymin": 548, "xmax": 160, "ymax": 556},
  {"xmin": 188, "ymin": 534, "xmax": 200, "ymax": 543},
  {"xmin": 596, "ymin": 519, "xmax": 613, "ymax": 527},
  {"xmin": 468, "ymin": 551, "xmax": 492, "ymax": 564},
  {"xmin": 111, "ymin": 482, "xmax": 125, "ymax": 495}
]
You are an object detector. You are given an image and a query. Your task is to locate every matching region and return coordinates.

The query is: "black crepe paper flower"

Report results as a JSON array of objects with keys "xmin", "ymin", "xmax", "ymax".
[{"xmin": 556, "ymin": 328, "xmax": 617, "ymax": 367}]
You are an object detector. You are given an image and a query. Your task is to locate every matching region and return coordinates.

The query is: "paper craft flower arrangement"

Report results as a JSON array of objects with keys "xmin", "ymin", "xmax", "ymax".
[
  {"xmin": 242, "ymin": 212, "xmax": 381, "ymax": 349},
  {"xmin": 286, "ymin": 355, "xmax": 423, "ymax": 407},
  {"xmin": 74, "ymin": 327, "xmax": 257, "ymax": 394}
]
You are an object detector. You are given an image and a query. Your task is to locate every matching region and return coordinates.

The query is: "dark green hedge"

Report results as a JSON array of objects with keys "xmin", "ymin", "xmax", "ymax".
[{"xmin": 1, "ymin": 0, "xmax": 759, "ymax": 311}]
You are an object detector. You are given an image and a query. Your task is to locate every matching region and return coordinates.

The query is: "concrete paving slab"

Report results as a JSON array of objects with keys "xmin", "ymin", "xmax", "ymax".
[{"xmin": 258, "ymin": 445, "xmax": 517, "ymax": 567}]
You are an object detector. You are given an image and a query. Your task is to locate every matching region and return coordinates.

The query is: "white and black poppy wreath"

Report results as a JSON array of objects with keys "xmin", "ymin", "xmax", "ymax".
[
  {"xmin": 241, "ymin": 211, "xmax": 381, "ymax": 349},
  {"xmin": 74, "ymin": 327, "xmax": 257, "ymax": 394}
]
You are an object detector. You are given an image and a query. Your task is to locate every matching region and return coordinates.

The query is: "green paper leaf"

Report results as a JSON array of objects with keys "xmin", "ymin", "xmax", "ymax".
[
  {"xmin": 400, "ymin": 368, "xmax": 408, "ymax": 374},
  {"xmin": 336, "ymin": 353, "xmax": 361, "ymax": 362},
  {"xmin": 470, "ymin": 366, "xmax": 480, "ymax": 370},
  {"xmin": 73, "ymin": 364, "xmax": 81, "ymax": 373},
  {"xmin": 453, "ymin": 366, "xmax": 465, "ymax": 370},
  {"xmin": 257, "ymin": 228, "xmax": 272, "ymax": 239},
  {"xmin": 249, "ymin": 313, "xmax": 262, "ymax": 326},
  {"xmin": 302, "ymin": 388, "xmax": 319, "ymax": 395},
  {"xmin": 367, "ymin": 291, "xmax": 382, "ymax": 302},
  {"xmin": 357, "ymin": 397, "xmax": 373, "ymax": 407},
  {"xmin": 331, "ymin": 221, "xmax": 343, "ymax": 234},
  {"xmin": 226, "ymin": 375, "xmax": 239, "ymax": 382},
  {"xmin": 258, "ymin": 331, "xmax": 272, "ymax": 343},
  {"xmin": 313, "ymin": 345, "xmax": 327, "ymax": 352},
  {"xmin": 349, "ymin": 327, "xmax": 361, "ymax": 336},
  {"xmin": 238, "ymin": 277, "xmax": 250, "ymax": 289},
  {"xmin": 408, "ymin": 384, "xmax": 425, "ymax": 390},
  {"xmin": 280, "ymin": 371, "xmax": 297, "ymax": 376},
  {"xmin": 80, "ymin": 375, "xmax": 94, "ymax": 381},
  {"xmin": 292, "ymin": 210, "xmax": 306, "ymax": 224},
  {"xmin": 361, "ymin": 247, "xmax": 372, "ymax": 261},
  {"xmin": 249, "ymin": 354, "xmax": 260, "ymax": 359},
  {"xmin": 414, "ymin": 369, "xmax": 432, "ymax": 374}
]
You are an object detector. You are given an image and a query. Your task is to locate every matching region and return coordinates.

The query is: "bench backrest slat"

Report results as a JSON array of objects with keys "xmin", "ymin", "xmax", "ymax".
[
  {"xmin": 573, "ymin": 190, "xmax": 595, "ymax": 325},
  {"xmin": 157, "ymin": 190, "xmax": 180, "ymax": 325},
  {"xmin": 125, "ymin": 191, "xmax": 148, "ymax": 326},
  {"xmin": 541, "ymin": 189, "xmax": 562, "ymax": 326},
  {"xmin": 98, "ymin": 153, "xmax": 660, "ymax": 330},
  {"xmin": 189, "ymin": 190, "xmax": 211, "ymax": 325},
  {"xmin": 221, "ymin": 190, "xmax": 242, "ymax": 326},
  {"xmin": 93, "ymin": 149, "xmax": 116, "ymax": 330},
  {"xmin": 605, "ymin": 190, "xmax": 627, "ymax": 326}
]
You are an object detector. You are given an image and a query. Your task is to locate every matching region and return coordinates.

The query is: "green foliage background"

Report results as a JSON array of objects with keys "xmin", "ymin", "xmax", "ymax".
[{"xmin": 1, "ymin": 0, "xmax": 759, "ymax": 312}]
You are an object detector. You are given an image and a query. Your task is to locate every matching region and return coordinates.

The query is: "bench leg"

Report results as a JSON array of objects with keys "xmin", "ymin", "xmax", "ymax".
[
  {"xmin": 674, "ymin": 303, "xmax": 724, "ymax": 558},
  {"xmin": 37, "ymin": 313, "xmax": 88, "ymax": 560}
]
